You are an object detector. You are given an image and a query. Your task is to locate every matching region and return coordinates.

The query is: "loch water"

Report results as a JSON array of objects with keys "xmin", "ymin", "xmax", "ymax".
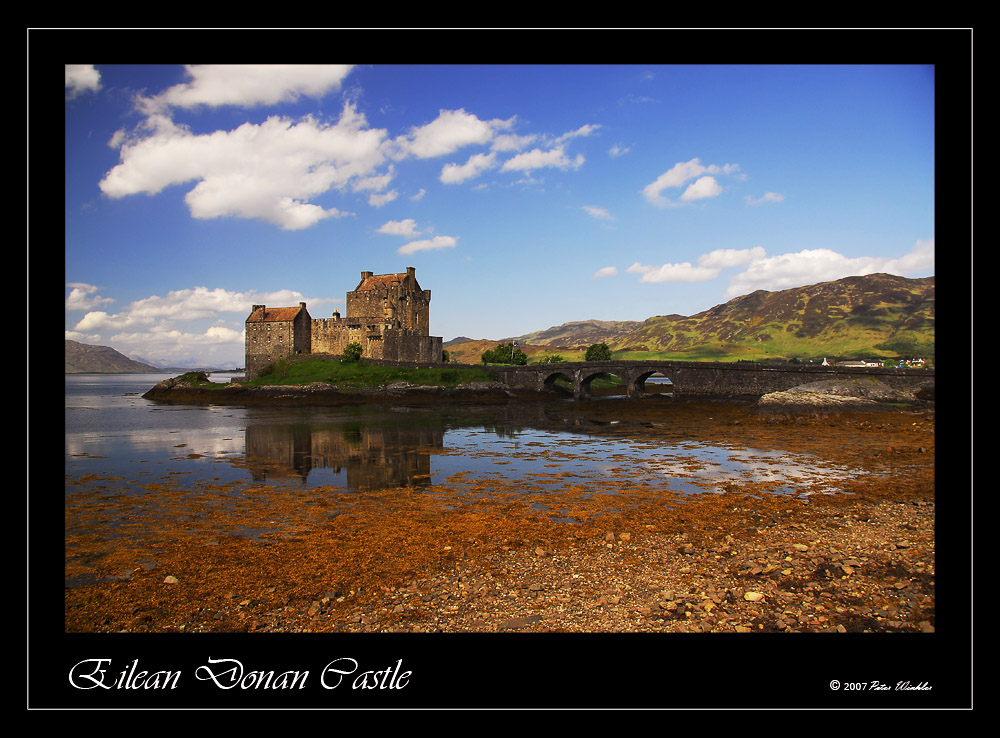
[{"xmin": 65, "ymin": 373, "xmax": 862, "ymax": 499}]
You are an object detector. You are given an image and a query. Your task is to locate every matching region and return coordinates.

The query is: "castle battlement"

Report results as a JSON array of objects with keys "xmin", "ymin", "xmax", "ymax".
[{"xmin": 244, "ymin": 267, "xmax": 442, "ymax": 378}]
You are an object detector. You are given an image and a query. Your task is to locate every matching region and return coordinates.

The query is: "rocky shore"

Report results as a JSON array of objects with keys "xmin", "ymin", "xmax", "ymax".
[
  {"xmin": 142, "ymin": 374, "xmax": 513, "ymax": 405},
  {"xmin": 66, "ymin": 386, "xmax": 937, "ymax": 636}
]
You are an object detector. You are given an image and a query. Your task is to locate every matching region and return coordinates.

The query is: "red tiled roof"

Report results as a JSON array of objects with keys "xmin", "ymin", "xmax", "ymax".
[
  {"xmin": 355, "ymin": 273, "xmax": 407, "ymax": 291},
  {"xmin": 246, "ymin": 305, "xmax": 305, "ymax": 323}
]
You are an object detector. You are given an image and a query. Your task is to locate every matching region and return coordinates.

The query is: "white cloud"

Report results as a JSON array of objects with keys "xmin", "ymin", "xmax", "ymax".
[
  {"xmin": 592, "ymin": 266, "xmax": 618, "ymax": 278},
  {"xmin": 410, "ymin": 189, "xmax": 426, "ymax": 201},
  {"xmin": 65, "ymin": 64, "xmax": 101, "ymax": 97},
  {"xmin": 501, "ymin": 146, "xmax": 584, "ymax": 173},
  {"xmin": 609, "ymin": 143, "xmax": 631, "ymax": 158},
  {"xmin": 698, "ymin": 246, "xmax": 766, "ymax": 269},
  {"xmin": 723, "ymin": 239, "xmax": 935, "ymax": 298},
  {"xmin": 491, "ymin": 132, "xmax": 538, "ymax": 152},
  {"xmin": 626, "ymin": 261, "xmax": 721, "ymax": 283},
  {"xmin": 746, "ymin": 192, "xmax": 785, "ymax": 206},
  {"xmin": 71, "ymin": 286, "xmax": 323, "ymax": 334},
  {"xmin": 398, "ymin": 235, "xmax": 457, "ymax": 255},
  {"xmin": 368, "ymin": 190, "xmax": 398, "ymax": 208},
  {"xmin": 643, "ymin": 157, "xmax": 740, "ymax": 207},
  {"xmin": 66, "ymin": 283, "xmax": 113, "ymax": 311},
  {"xmin": 440, "ymin": 152, "xmax": 498, "ymax": 184},
  {"xmin": 139, "ymin": 64, "xmax": 354, "ymax": 113},
  {"xmin": 626, "ymin": 246, "xmax": 766, "ymax": 284},
  {"xmin": 582, "ymin": 205, "xmax": 615, "ymax": 221},
  {"xmin": 681, "ymin": 175, "xmax": 723, "ymax": 201},
  {"xmin": 352, "ymin": 168, "xmax": 396, "ymax": 193},
  {"xmin": 392, "ymin": 109, "xmax": 509, "ymax": 159},
  {"xmin": 555, "ymin": 123, "xmax": 601, "ymax": 144},
  {"xmin": 66, "ymin": 283, "xmax": 344, "ymax": 368},
  {"xmin": 377, "ymin": 218, "xmax": 420, "ymax": 237},
  {"xmin": 101, "ymin": 103, "xmax": 383, "ymax": 230}
]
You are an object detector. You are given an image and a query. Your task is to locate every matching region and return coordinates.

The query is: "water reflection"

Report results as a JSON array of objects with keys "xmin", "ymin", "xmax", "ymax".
[
  {"xmin": 64, "ymin": 374, "xmax": 862, "ymax": 500},
  {"xmin": 245, "ymin": 421, "xmax": 443, "ymax": 490}
]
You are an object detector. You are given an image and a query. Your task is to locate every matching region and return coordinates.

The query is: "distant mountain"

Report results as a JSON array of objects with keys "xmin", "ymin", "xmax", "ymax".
[
  {"xmin": 611, "ymin": 273, "xmax": 934, "ymax": 361},
  {"xmin": 65, "ymin": 340, "xmax": 162, "ymax": 374},
  {"xmin": 443, "ymin": 336, "xmax": 475, "ymax": 347},
  {"xmin": 506, "ymin": 319, "xmax": 644, "ymax": 349},
  {"xmin": 447, "ymin": 273, "xmax": 934, "ymax": 364}
]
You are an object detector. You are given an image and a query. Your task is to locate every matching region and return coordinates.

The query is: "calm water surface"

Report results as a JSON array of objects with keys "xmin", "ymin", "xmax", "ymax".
[{"xmin": 65, "ymin": 374, "xmax": 859, "ymax": 499}]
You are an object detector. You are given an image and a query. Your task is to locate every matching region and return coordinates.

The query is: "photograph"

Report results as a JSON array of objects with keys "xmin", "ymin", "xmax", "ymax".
[{"xmin": 31, "ymin": 31, "xmax": 972, "ymax": 710}]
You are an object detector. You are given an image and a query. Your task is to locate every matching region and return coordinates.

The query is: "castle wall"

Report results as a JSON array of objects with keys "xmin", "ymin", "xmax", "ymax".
[
  {"xmin": 310, "ymin": 318, "xmax": 441, "ymax": 363},
  {"xmin": 244, "ymin": 268, "xmax": 440, "ymax": 377},
  {"xmin": 245, "ymin": 307, "xmax": 311, "ymax": 378}
]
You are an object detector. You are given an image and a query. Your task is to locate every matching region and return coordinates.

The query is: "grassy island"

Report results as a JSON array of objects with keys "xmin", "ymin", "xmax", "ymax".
[{"xmin": 226, "ymin": 356, "xmax": 495, "ymax": 390}]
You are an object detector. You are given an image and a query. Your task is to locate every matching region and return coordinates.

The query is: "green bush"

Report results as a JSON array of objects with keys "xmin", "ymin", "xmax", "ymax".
[
  {"xmin": 585, "ymin": 343, "xmax": 612, "ymax": 361},
  {"xmin": 481, "ymin": 343, "xmax": 527, "ymax": 365},
  {"xmin": 341, "ymin": 341, "xmax": 363, "ymax": 363}
]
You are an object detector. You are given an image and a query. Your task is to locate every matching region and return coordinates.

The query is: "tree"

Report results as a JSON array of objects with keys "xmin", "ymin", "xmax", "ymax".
[
  {"xmin": 482, "ymin": 342, "xmax": 527, "ymax": 365},
  {"xmin": 341, "ymin": 341, "xmax": 363, "ymax": 363},
  {"xmin": 585, "ymin": 343, "xmax": 612, "ymax": 361}
]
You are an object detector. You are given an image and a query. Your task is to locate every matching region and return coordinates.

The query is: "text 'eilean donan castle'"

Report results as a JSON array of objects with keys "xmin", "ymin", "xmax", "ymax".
[{"xmin": 244, "ymin": 267, "xmax": 442, "ymax": 378}]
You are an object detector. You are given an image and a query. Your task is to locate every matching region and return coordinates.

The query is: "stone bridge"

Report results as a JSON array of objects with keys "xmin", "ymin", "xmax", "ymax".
[{"xmin": 487, "ymin": 360, "xmax": 934, "ymax": 400}]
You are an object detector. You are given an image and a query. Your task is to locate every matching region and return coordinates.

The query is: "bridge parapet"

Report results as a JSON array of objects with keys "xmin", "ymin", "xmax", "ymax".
[{"xmin": 486, "ymin": 360, "xmax": 934, "ymax": 399}]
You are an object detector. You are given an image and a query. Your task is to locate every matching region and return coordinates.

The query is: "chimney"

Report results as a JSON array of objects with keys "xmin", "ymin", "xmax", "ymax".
[
  {"xmin": 406, "ymin": 266, "xmax": 415, "ymax": 279},
  {"xmin": 361, "ymin": 270, "xmax": 373, "ymax": 280}
]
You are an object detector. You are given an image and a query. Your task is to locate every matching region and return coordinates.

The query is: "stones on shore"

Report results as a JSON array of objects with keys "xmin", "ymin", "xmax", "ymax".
[{"xmin": 755, "ymin": 378, "xmax": 930, "ymax": 418}]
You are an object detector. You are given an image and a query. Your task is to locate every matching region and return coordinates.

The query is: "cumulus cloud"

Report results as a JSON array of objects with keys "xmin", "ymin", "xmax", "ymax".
[
  {"xmin": 440, "ymin": 152, "xmax": 498, "ymax": 184},
  {"xmin": 643, "ymin": 157, "xmax": 740, "ymax": 207},
  {"xmin": 627, "ymin": 246, "xmax": 766, "ymax": 284},
  {"xmin": 377, "ymin": 218, "xmax": 420, "ymax": 237},
  {"xmin": 398, "ymin": 235, "xmax": 457, "ymax": 255},
  {"xmin": 626, "ymin": 261, "xmax": 721, "ymax": 283},
  {"xmin": 627, "ymin": 240, "xmax": 934, "ymax": 293},
  {"xmin": 66, "ymin": 283, "xmax": 114, "ymax": 311},
  {"xmin": 491, "ymin": 132, "xmax": 538, "ymax": 152},
  {"xmin": 501, "ymin": 146, "xmax": 584, "ymax": 173},
  {"xmin": 71, "ymin": 286, "xmax": 322, "ymax": 334},
  {"xmin": 368, "ymin": 190, "xmax": 398, "ymax": 208},
  {"xmin": 723, "ymin": 239, "xmax": 935, "ymax": 298},
  {"xmin": 96, "ymin": 66, "xmax": 597, "ymax": 230},
  {"xmin": 582, "ymin": 205, "xmax": 615, "ymax": 221},
  {"xmin": 681, "ymin": 175, "xmax": 723, "ymax": 201},
  {"xmin": 137, "ymin": 64, "xmax": 354, "ymax": 113},
  {"xmin": 592, "ymin": 266, "xmax": 618, "ymax": 278},
  {"xmin": 554, "ymin": 123, "xmax": 601, "ymax": 144},
  {"xmin": 66, "ymin": 282, "xmax": 346, "ymax": 367},
  {"xmin": 609, "ymin": 143, "xmax": 631, "ymax": 158},
  {"xmin": 392, "ymin": 109, "xmax": 510, "ymax": 160},
  {"xmin": 698, "ymin": 246, "xmax": 767, "ymax": 269},
  {"xmin": 746, "ymin": 192, "xmax": 785, "ymax": 206},
  {"xmin": 65, "ymin": 64, "xmax": 101, "ymax": 98},
  {"xmin": 100, "ymin": 103, "xmax": 380, "ymax": 230}
]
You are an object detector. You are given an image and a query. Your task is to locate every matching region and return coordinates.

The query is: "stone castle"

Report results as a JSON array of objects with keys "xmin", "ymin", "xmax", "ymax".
[{"xmin": 244, "ymin": 266, "xmax": 442, "ymax": 378}]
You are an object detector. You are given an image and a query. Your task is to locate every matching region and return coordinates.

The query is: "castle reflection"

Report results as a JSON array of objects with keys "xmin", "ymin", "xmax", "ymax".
[{"xmin": 244, "ymin": 421, "xmax": 444, "ymax": 490}]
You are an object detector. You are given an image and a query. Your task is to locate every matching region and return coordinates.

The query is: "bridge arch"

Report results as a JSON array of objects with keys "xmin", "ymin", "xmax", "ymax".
[
  {"xmin": 579, "ymin": 369, "xmax": 628, "ymax": 399},
  {"xmin": 632, "ymin": 369, "xmax": 673, "ymax": 397},
  {"xmin": 541, "ymin": 370, "xmax": 575, "ymax": 395}
]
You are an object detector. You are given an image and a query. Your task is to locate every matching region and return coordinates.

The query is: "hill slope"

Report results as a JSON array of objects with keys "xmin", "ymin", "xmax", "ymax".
[
  {"xmin": 507, "ymin": 319, "xmax": 644, "ymax": 349},
  {"xmin": 65, "ymin": 340, "xmax": 162, "ymax": 374},
  {"xmin": 612, "ymin": 273, "xmax": 933, "ymax": 361},
  {"xmin": 453, "ymin": 274, "xmax": 934, "ymax": 364}
]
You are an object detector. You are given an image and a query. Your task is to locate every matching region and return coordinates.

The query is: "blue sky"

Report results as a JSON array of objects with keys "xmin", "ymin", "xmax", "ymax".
[{"xmin": 63, "ymin": 61, "xmax": 937, "ymax": 369}]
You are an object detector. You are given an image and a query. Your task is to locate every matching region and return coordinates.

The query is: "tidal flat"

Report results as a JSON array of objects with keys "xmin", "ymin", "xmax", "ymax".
[{"xmin": 63, "ymin": 393, "xmax": 936, "ymax": 635}]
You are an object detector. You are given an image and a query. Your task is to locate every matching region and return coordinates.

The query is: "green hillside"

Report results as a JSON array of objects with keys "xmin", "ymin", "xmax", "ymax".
[{"xmin": 610, "ymin": 273, "xmax": 934, "ymax": 362}]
